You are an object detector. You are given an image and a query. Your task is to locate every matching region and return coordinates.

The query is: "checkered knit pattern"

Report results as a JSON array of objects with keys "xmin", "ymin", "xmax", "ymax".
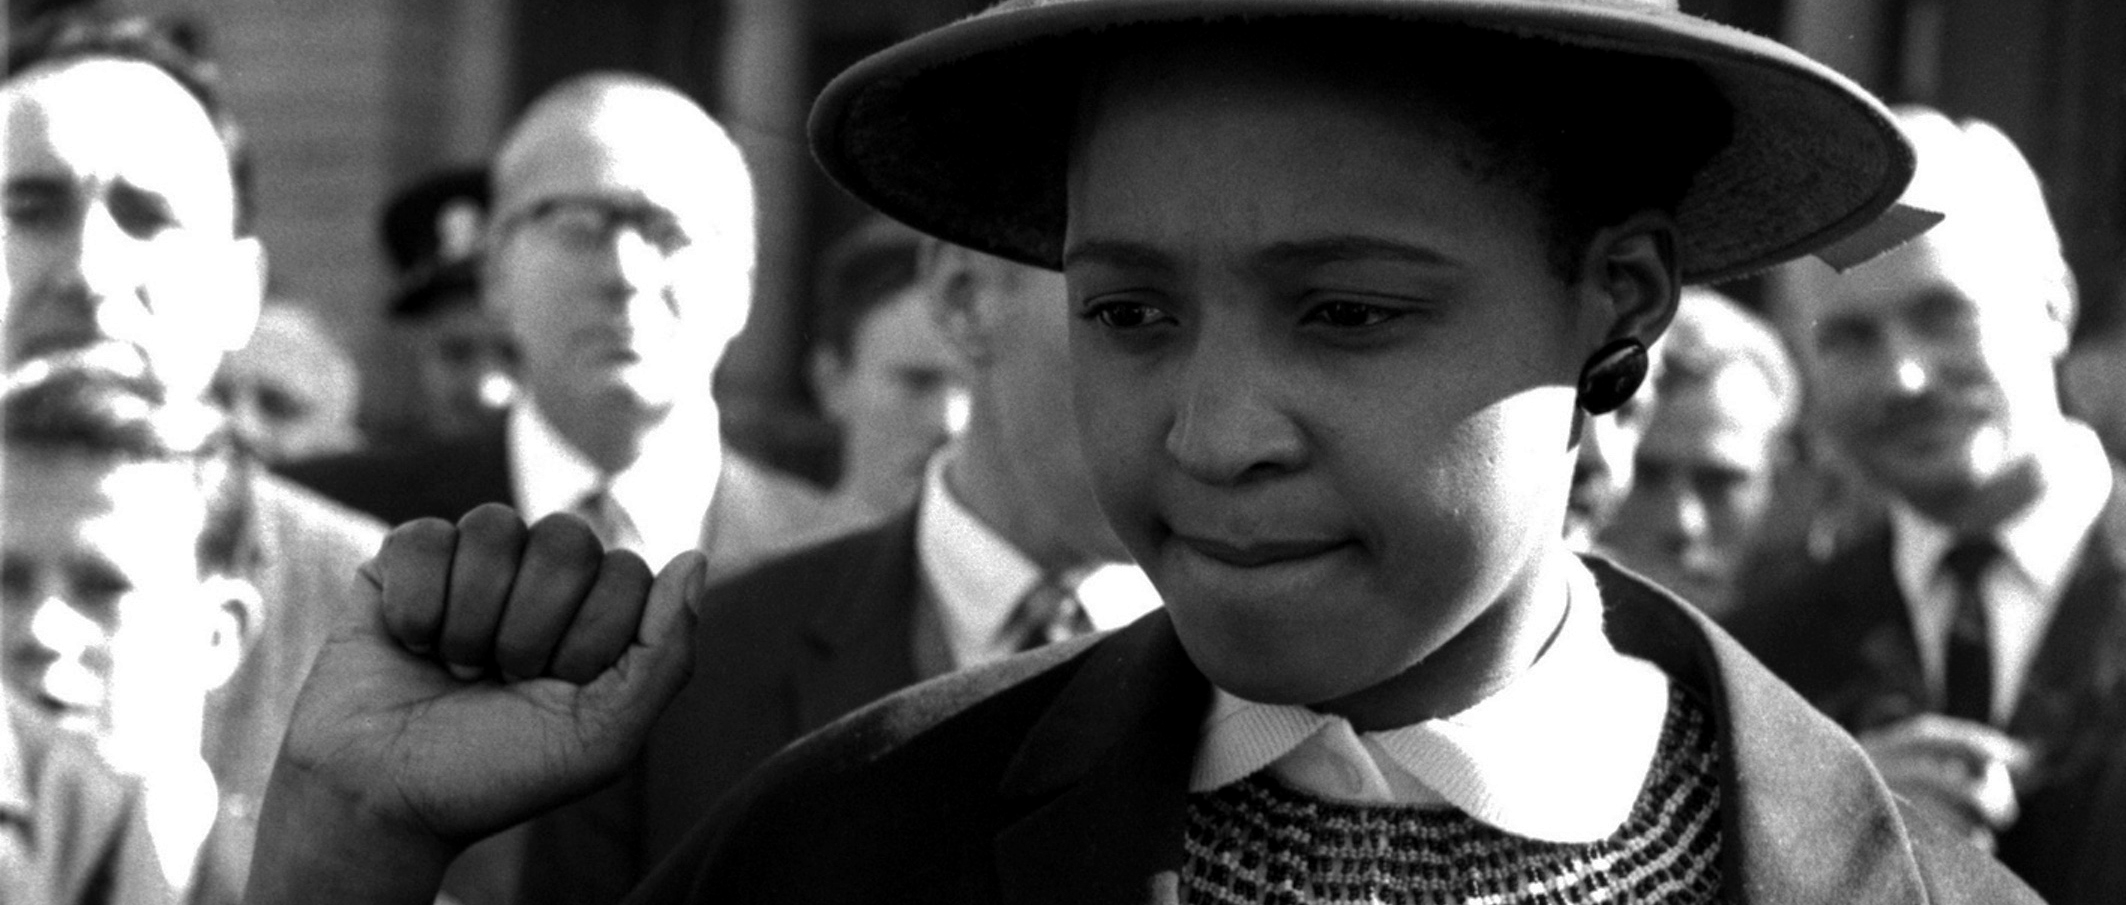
[{"xmin": 1181, "ymin": 686, "xmax": 1723, "ymax": 904}]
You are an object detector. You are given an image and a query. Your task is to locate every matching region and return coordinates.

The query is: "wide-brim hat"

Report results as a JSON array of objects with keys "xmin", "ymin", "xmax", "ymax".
[{"xmin": 810, "ymin": 0, "xmax": 1915, "ymax": 284}]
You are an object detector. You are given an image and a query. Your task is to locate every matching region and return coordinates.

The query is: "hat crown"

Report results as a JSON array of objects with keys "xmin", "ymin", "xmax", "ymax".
[{"xmin": 813, "ymin": 0, "xmax": 1911, "ymax": 284}]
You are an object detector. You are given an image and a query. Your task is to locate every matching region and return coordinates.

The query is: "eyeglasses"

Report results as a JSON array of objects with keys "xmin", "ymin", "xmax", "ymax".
[{"xmin": 498, "ymin": 196, "xmax": 694, "ymax": 256}]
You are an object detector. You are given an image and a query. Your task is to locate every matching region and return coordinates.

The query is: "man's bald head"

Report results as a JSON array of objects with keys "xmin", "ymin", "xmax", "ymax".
[
  {"xmin": 1777, "ymin": 106, "xmax": 2075, "ymax": 522},
  {"xmin": 482, "ymin": 73, "xmax": 758, "ymax": 455},
  {"xmin": 1779, "ymin": 106, "xmax": 2072, "ymax": 336},
  {"xmin": 492, "ymin": 73, "xmax": 755, "ymax": 272}
]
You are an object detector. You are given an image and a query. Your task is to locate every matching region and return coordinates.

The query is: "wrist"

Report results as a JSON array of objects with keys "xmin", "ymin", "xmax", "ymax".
[{"xmin": 242, "ymin": 754, "xmax": 456, "ymax": 905}]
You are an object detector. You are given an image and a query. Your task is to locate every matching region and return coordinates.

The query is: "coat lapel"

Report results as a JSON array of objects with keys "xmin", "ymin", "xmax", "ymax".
[
  {"xmin": 1593, "ymin": 558, "xmax": 1935, "ymax": 904},
  {"xmin": 2009, "ymin": 471, "xmax": 2126, "ymax": 742},
  {"xmin": 992, "ymin": 614, "xmax": 1207, "ymax": 905},
  {"xmin": 792, "ymin": 511, "xmax": 927, "ymax": 733}
]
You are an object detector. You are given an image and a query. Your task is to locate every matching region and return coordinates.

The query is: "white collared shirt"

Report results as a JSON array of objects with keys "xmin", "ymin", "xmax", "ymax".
[
  {"xmin": 1889, "ymin": 420, "xmax": 2111, "ymax": 722},
  {"xmin": 1189, "ymin": 557, "xmax": 1671, "ymax": 844},
  {"xmin": 507, "ymin": 398, "xmax": 723, "ymax": 568},
  {"xmin": 914, "ymin": 450, "xmax": 1162, "ymax": 670}
]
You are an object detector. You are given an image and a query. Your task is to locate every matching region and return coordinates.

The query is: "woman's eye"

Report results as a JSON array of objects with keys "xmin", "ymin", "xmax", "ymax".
[
  {"xmin": 1305, "ymin": 300, "xmax": 1400, "ymax": 328},
  {"xmin": 1086, "ymin": 301, "xmax": 1170, "ymax": 329}
]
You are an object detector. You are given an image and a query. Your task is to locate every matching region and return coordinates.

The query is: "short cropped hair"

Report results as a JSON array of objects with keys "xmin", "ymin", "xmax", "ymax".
[
  {"xmin": 3, "ymin": 365, "xmax": 257, "ymax": 577},
  {"xmin": 7, "ymin": 9, "xmax": 256, "ymax": 236},
  {"xmin": 1653, "ymin": 288, "xmax": 1801, "ymax": 433},
  {"xmin": 810, "ymin": 217, "xmax": 928, "ymax": 361}
]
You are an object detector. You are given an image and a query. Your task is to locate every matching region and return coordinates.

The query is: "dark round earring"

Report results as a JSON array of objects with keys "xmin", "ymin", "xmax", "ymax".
[{"xmin": 1576, "ymin": 338, "xmax": 1648, "ymax": 415}]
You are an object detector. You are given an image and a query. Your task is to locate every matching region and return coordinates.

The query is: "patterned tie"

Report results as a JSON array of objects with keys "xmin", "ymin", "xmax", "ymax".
[
  {"xmin": 1940, "ymin": 537, "xmax": 2000, "ymax": 725},
  {"xmin": 572, "ymin": 482, "xmax": 642, "ymax": 553},
  {"xmin": 1003, "ymin": 573, "xmax": 1094, "ymax": 653}
]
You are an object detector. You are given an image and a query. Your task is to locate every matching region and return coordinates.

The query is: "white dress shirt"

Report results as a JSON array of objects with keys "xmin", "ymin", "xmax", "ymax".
[
  {"xmin": 1889, "ymin": 420, "xmax": 2111, "ymax": 722},
  {"xmin": 507, "ymin": 399, "xmax": 723, "ymax": 568},
  {"xmin": 914, "ymin": 451, "xmax": 1162, "ymax": 671},
  {"xmin": 1189, "ymin": 556, "xmax": 1672, "ymax": 844}
]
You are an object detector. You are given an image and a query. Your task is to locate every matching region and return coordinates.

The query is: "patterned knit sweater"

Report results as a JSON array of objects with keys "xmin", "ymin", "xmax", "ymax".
[{"xmin": 1181, "ymin": 686, "xmax": 1723, "ymax": 904}]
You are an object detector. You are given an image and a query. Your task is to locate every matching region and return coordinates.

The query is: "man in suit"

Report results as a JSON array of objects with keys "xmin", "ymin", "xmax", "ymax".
[
  {"xmin": 515, "ymin": 239, "xmax": 1163, "ymax": 904},
  {"xmin": 283, "ymin": 72, "xmax": 833, "ymax": 580},
  {"xmin": 2, "ymin": 14, "xmax": 386, "ymax": 901},
  {"xmin": 1729, "ymin": 106, "xmax": 2126, "ymax": 904}
]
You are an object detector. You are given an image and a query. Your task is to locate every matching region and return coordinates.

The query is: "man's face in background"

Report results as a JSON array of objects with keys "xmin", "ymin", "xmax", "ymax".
[
  {"xmin": 3, "ymin": 57, "xmax": 262, "ymax": 404},
  {"xmin": 1, "ymin": 451, "xmax": 239, "ymax": 774}
]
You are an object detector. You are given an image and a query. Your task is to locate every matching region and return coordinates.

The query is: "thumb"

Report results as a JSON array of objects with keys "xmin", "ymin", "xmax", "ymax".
[{"xmin": 579, "ymin": 549, "xmax": 705, "ymax": 740}]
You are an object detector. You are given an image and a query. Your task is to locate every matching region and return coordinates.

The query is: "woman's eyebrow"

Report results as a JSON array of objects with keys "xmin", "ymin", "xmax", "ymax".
[
  {"xmin": 1061, "ymin": 238, "xmax": 1176, "ymax": 275},
  {"xmin": 1256, "ymin": 235, "xmax": 1457, "ymax": 269}
]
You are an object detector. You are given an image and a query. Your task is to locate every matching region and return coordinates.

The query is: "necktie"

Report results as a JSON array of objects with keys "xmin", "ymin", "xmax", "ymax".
[
  {"xmin": 1940, "ymin": 537, "xmax": 2000, "ymax": 724},
  {"xmin": 1002, "ymin": 573, "xmax": 1093, "ymax": 653},
  {"xmin": 572, "ymin": 483, "xmax": 642, "ymax": 553}
]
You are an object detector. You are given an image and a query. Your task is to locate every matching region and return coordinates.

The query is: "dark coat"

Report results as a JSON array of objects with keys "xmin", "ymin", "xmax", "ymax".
[
  {"xmin": 618, "ymin": 558, "xmax": 2036, "ymax": 904},
  {"xmin": 519, "ymin": 511, "xmax": 929, "ymax": 905},
  {"xmin": 278, "ymin": 419, "xmax": 514, "ymax": 528},
  {"xmin": 1727, "ymin": 473, "xmax": 2126, "ymax": 905}
]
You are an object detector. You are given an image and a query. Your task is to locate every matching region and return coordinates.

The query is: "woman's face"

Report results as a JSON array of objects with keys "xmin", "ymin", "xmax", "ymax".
[{"xmin": 1065, "ymin": 46, "xmax": 1604, "ymax": 723}]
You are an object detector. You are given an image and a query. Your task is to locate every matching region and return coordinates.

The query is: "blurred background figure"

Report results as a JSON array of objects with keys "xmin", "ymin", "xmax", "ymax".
[
  {"xmin": 1734, "ymin": 107, "xmax": 2126, "ymax": 903},
  {"xmin": 2, "ymin": 13, "xmax": 388, "ymax": 902},
  {"xmin": 1, "ymin": 687, "xmax": 166, "ymax": 905},
  {"xmin": 805, "ymin": 216, "xmax": 968, "ymax": 529},
  {"xmin": 1599, "ymin": 288, "xmax": 1799, "ymax": 618},
  {"xmin": 375, "ymin": 167, "xmax": 519, "ymax": 447},
  {"xmin": 1564, "ymin": 376, "xmax": 1651, "ymax": 551},
  {"xmin": 213, "ymin": 304, "xmax": 363, "ymax": 464},
  {"xmin": 2060, "ymin": 268, "xmax": 2126, "ymax": 459},
  {"xmin": 520, "ymin": 242, "xmax": 1157, "ymax": 905},
  {"xmin": 284, "ymin": 73, "xmax": 831, "ymax": 572},
  {"xmin": 2, "ymin": 363, "xmax": 262, "ymax": 902}
]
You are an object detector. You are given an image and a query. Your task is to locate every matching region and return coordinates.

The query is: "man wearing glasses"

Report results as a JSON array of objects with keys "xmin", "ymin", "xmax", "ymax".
[
  {"xmin": 288, "ymin": 72, "xmax": 832, "ymax": 578},
  {"xmin": 281, "ymin": 71, "xmax": 835, "ymax": 905}
]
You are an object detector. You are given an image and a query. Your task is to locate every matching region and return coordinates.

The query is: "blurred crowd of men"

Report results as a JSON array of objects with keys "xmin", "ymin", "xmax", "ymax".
[{"xmin": 6, "ymin": 4, "xmax": 2126, "ymax": 905}]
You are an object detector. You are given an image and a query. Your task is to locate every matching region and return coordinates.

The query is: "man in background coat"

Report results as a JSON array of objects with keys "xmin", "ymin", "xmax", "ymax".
[
  {"xmin": 2, "ymin": 15, "xmax": 386, "ymax": 900},
  {"xmin": 282, "ymin": 73, "xmax": 834, "ymax": 582},
  {"xmin": 1730, "ymin": 106, "xmax": 2126, "ymax": 905},
  {"xmin": 516, "ymin": 240, "xmax": 1161, "ymax": 904}
]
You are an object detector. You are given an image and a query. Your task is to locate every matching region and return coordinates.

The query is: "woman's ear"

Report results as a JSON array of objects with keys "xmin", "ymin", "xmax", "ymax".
[
  {"xmin": 1575, "ymin": 211, "xmax": 1681, "ymax": 351},
  {"xmin": 197, "ymin": 575, "xmax": 262, "ymax": 691}
]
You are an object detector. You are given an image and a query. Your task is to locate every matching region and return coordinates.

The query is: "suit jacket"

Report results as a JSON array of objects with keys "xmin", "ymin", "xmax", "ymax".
[
  {"xmin": 615, "ymin": 558, "xmax": 2034, "ymax": 904},
  {"xmin": 1, "ymin": 701, "xmax": 169, "ymax": 905},
  {"xmin": 285, "ymin": 417, "xmax": 847, "ymax": 905},
  {"xmin": 278, "ymin": 414, "xmax": 842, "ymax": 581},
  {"xmin": 201, "ymin": 475, "xmax": 385, "ymax": 905},
  {"xmin": 520, "ymin": 510, "xmax": 929, "ymax": 905},
  {"xmin": 1726, "ymin": 473, "xmax": 2126, "ymax": 905}
]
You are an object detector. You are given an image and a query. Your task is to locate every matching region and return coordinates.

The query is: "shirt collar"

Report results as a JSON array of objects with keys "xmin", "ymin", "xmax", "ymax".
[
  {"xmin": 1189, "ymin": 555, "xmax": 1671, "ymax": 843},
  {"xmin": 915, "ymin": 449, "xmax": 1160, "ymax": 670},
  {"xmin": 1890, "ymin": 419, "xmax": 2111, "ymax": 609},
  {"xmin": 507, "ymin": 397, "xmax": 722, "ymax": 565}
]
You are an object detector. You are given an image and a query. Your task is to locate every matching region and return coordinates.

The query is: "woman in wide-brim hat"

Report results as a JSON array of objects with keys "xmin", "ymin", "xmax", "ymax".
[{"xmin": 240, "ymin": 1, "xmax": 2040, "ymax": 903}]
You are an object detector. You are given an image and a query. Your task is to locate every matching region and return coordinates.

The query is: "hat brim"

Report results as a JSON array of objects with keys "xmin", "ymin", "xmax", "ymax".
[{"xmin": 810, "ymin": 0, "xmax": 1913, "ymax": 284}]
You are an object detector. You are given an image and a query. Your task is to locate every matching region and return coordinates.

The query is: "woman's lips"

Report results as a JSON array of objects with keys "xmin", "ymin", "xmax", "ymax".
[{"xmin": 1175, "ymin": 534, "xmax": 1349, "ymax": 567}]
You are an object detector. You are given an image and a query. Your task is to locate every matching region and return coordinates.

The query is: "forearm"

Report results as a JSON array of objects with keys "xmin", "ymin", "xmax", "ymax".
[{"xmin": 242, "ymin": 755, "xmax": 457, "ymax": 905}]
